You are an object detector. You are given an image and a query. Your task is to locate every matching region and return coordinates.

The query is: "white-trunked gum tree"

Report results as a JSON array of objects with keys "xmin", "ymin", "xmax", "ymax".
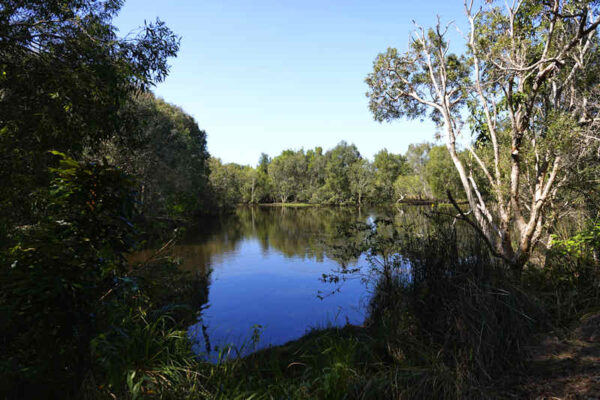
[{"xmin": 366, "ymin": 0, "xmax": 600, "ymax": 272}]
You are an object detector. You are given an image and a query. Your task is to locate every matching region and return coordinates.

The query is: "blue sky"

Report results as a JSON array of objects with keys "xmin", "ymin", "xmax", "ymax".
[{"xmin": 115, "ymin": 0, "xmax": 469, "ymax": 166}]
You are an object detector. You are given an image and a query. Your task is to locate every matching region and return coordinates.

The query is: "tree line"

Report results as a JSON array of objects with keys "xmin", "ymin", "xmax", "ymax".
[{"xmin": 209, "ymin": 141, "xmax": 469, "ymax": 206}]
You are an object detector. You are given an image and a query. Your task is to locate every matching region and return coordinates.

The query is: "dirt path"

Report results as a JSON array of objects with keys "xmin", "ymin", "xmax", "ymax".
[{"xmin": 518, "ymin": 313, "xmax": 600, "ymax": 399}]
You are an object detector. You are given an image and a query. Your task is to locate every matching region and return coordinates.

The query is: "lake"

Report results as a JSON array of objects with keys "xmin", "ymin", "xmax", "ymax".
[{"xmin": 132, "ymin": 205, "xmax": 428, "ymax": 360}]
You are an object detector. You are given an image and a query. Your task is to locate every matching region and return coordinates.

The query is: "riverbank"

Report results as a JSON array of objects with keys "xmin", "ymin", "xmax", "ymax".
[
  {"xmin": 243, "ymin": 198, "xmax": 461, "ymax": 207},
  {"xmin": 198, "ymin": 314, "xmax": 600, "ymax": 399},
  {"xmin": 258, "ymin": 202, "xmax": 318, "ymax": 207}
]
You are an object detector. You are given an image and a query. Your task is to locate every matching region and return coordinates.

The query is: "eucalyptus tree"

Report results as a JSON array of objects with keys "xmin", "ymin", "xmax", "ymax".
[
  {"xmin": 322, "ymin": 142, "xmax": 362, "ymax": 204},
  {"xmin": 258, "ymin": 153, "xmax": 271, "ymax": 174},
  {"xmin": 373, "ymin": 149, "xmax": 409, "ymax": 202},
  {"xmin": 424, "ymin": 146, "xmax": 467, "ymax": 200},
  {"xmin": 349, "ymin": 159, "xmax": 376, "ymax": 205},
  {"xmin": 394, "ymin": 175, "xmax": 429, "ymax": 200},
  {"xmin": 240, "ymin": 166, "xmax": 272, "ymax": 204},
  {"xmin": 366, "ymin": 0, "xmax": 600, "ymax": 270},
  {"xmin": 405, "ymin": 142, "xmax": 432, "ymax": 177},
  {"xmin": 209, "ymin": 158, "xmax": 244, "ymax": 208},
  {"xmin": 306, "ymin": 147, "xmax": 328, "ymax": 199},
  {"xmin": 268, "ymin": 150, "xmax": 308, "ymax": 203},
  {"xmin": 254, "ymin": 153, "xmax": 273, "ymax": 203},
  {"xmin": 398, "ymin": 142, "xmax": 434, "ymax": 200}
]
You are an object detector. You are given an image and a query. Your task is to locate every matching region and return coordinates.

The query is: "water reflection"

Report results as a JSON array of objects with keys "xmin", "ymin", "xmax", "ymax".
[{"xmin": 135, "ymin": 205, "xmax": 435, "ymax": 359}]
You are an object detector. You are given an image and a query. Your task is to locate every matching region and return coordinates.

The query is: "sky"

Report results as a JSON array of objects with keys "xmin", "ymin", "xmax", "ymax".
[{"xmin": 115, "ymin": 0, "xmax": 470, "ymax": 166}]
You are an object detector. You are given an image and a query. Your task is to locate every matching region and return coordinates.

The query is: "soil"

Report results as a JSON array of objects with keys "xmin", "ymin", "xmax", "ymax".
[{"xmin": 518, "ymin": 313, "xmax": 600, "ymax": 399}]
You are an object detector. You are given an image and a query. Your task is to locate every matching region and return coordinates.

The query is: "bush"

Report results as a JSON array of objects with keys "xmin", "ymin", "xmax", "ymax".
[
  {"xmin": 0, "ymin": 153, "xmax": 138, "ymax": 397},
  {"xmin": 524, "ymin": 218, "xmax": 600, "ymax": 326}
]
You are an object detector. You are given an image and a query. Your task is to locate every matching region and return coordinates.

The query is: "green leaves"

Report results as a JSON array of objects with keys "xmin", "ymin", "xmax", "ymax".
[
  {"xmin": 0, "ymin": 0, "xmax": 180, "ymax": 227},
  {"xmin": 365, "ymin": 47, "xmax": 428, "ymax": 123},
  {"xmin": 0, "ymin": 152, "xmax": 140, "ymax": 392},
  {"xmin": 551, "ymin": 218, "xmax": 600, "ymax": 258}
]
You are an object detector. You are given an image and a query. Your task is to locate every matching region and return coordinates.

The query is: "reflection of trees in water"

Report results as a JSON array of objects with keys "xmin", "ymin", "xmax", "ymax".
[
  {"xmin": 229, "ymin": 205, "xmax": 459, "ymax": 267},
  {"xmin": 234, "ymin": 206, "xmax": 367, "ymax": 264},
  {"xmin": 131, "ymin": 206, "xmax": 454, "ymax": 275},
  {"xmin": 130, "ymin": 205, "xmax": 476, "ymax": 279},
  {"xmin": 128, "ymin": 240, "xmax": 236, "ymax": 273},
  {"xmin": 319, "ymin": 205, "xmax": 485, "ymax": 291}
]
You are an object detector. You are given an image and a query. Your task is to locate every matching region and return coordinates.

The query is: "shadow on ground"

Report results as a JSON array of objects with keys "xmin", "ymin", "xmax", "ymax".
[{"xmin": 519, "ymin": 313, "xmax": 600, "ymax": 399}]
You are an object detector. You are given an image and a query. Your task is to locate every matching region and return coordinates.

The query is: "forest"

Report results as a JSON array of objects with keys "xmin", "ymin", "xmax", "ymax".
[
  {"xmin": 1, "ymin": 0, "xmax": 600, "ymax": 399},
  {"xmin": 209, "ymin": 142, "xmax": 466, "ymax": 206}
]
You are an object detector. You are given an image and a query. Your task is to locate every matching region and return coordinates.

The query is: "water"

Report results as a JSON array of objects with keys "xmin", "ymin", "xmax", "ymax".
[{"xmin": 132, "ymin": 205, "xmax": 424, "ymax": 359}]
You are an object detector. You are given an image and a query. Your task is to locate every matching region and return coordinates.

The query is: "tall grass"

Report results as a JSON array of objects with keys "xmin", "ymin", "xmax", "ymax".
[{"xmin": 357, "ymin": 215, "xmax": 543, "ymax": 398}]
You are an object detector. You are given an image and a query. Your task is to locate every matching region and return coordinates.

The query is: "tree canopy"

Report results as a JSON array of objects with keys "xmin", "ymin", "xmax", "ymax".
[{"xmin": 0, "ymin": 0, "xmax": 180, "ymax": 229}]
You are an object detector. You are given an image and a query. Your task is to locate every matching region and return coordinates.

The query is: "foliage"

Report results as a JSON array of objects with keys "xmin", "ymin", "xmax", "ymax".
[
  {"xmin": 209, "ymin": 158, "xmax": 245, "ymax": 209},
  {"xmin": 394, "ymin": 175, "xmax": 428, "ymax": 200},
  {"xmin": 0, "ymin": 153, "xmax": 138, "ymax": 396},
  {"xmin": 551, "ymin": 218, "xmax": 600, "ymax": 259},
  {"xmin": 0, "ymin": 0, "xmax": 179, "ymax": 229},
  {"xmin": 2, "ymin": 0, "xmax": 598, "ymax": 398},
  {"xmin": 349, "ymin": 159, "xmax": 375, "ymax": 205},
  {"xmin": 524, "ymin": 217, "xmax": 600, "ymax": 325},
  {"xmin": 208, "ymin": 141, "xmax": 467, "ymax": 207},
  {"xmin": 88, "ymin": 93, "xmax": 211, "ymax": 221},
  {"xmin": 364, "ymin": 216, "xmax": 542, "ymax": 396},
  {"xmin": 268, "ymin": 150, "xmax": 309, "ymax": 203},
  {"xmin": 373, "ymin": 149, "xmax": 409, "ymax": 202},
  {"xmin": 423, "ymin": 146, "xmax": 465, "ymax": 199}
]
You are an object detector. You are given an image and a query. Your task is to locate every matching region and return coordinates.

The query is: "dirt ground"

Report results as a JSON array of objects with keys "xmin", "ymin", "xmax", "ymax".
[{"xmin": 518, "ymin": 313, "xmax": 600, "ymax": 399}]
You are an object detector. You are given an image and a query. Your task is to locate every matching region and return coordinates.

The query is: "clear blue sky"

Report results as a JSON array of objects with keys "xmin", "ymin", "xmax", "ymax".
[{"xmin": 115, "ymin": 0, "xmax": 469, "ymax": 166}]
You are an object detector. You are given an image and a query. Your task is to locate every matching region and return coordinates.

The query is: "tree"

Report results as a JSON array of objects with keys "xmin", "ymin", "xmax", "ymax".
[
  {"xmin": 1, "ymin": 2, "xmax": 181, "ymax": 392},
  {"xmin": 0, "ymin": 0, "xmax": 179, "ymax": 229},
  {"xmin": 373, "ymin": 149, "xmax": 409, "ymax": 202},
  {"xmin": 268, "ymin": 150, "xmax": 308, "ymax": 203},
  {"xmin": 255, "ymin": 154, "xmax": 273, "ymax": 203},
  {"xmin": 209, "ymin": 158, "xmax": 244, "ymax": 208},
  {"xmin": 91, "ymin": 93, "xmax": 210, "ymax": 219},
  {"xmin": 424, "ymin": 145, "xmax": 465, "ymax": 200},
  {"xmin": 396, "ymin": 142, "xmax": 434, "ymax": 200},
  {"xmin": 305, "ymin": 147, "xmax": 328, "ymax": 200},
  {"xmin": 349, "ymin": 159, "xmax": 375, "ymax": 205},
  {"xmin": 258, "ymin": 153, "xmax": 271, "ymax": 174},
  {"xmin": 405, "ymin": 143, "xmax": 432, "ymax": 183},
  {"xmin": 241, "ymin": 166, "xmax": 272, "ymax": 204},
  {"xmin": 394, "ymin": 175, "xmax": 428, "ymax": 200},
  {"xmin": 321, "ymin": 142, "xmax": 362, "ymax": 204},
  {"xmin": 366, "ymin": 0, "xmax": 600, "ymax": 270}
]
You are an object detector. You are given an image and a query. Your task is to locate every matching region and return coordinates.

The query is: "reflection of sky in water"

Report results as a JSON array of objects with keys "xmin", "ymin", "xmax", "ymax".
[{"xmin": 188, "ymin": 237, "xmax": 371, "ymax": 360}]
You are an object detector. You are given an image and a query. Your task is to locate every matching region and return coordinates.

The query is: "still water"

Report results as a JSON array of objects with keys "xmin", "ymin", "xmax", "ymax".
[{"xmin": 135, "ymin": 206, "xmax": 418, "ymax": 359}]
